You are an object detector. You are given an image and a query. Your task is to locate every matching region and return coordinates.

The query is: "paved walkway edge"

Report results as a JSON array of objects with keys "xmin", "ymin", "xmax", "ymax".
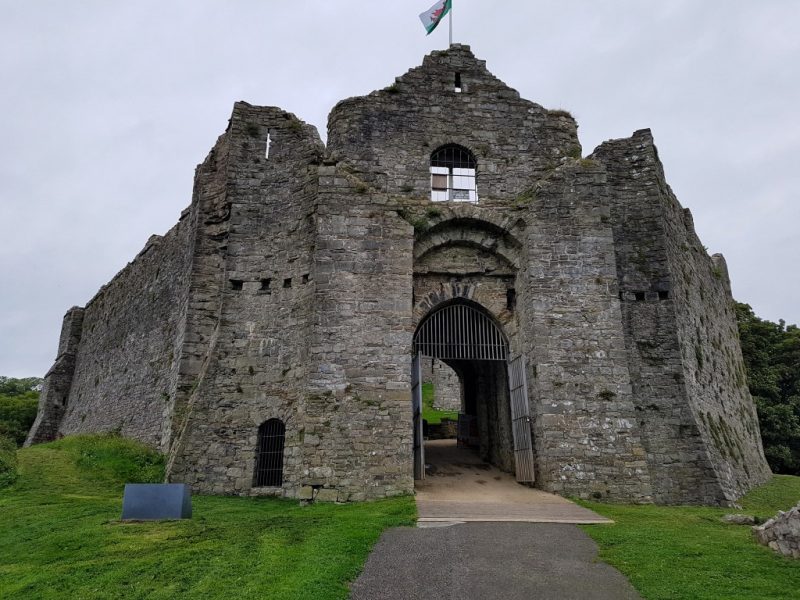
[{"xmin": 417, "ymin": 516, "xmax": 613, "ymax": 524}]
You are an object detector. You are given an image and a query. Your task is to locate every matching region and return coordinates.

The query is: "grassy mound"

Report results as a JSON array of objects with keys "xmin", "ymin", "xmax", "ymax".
[
  {"xmin": 0, "ymin": 434, "xmax": 415, "ymax": 599},
  {"xmin": 580, "ymin": 476, "xmax": 800, "ymax": 600}
]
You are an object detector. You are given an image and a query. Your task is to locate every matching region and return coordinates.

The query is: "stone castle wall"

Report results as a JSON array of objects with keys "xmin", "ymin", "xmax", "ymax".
[
  {"xmin": 518, "ymin": 160, "xmax": 653, "ymax": 501},
  {"xmin": 660, "ymin": 165, "xmax": 772, "ymax": 499},
  {"xmin": 28, "ymin": 217, "xmax": 194, "ymax": 449},
  {"xmin": 25, "ymin": 306, "xmax": 84, "ymax": 444},
  {"xmin": 592, "ymin": 131, "xmax": 725, "ymax": 504},
  {"xmin": 166, "ymin": 103, "xmax": 324, "ymax": 495},
  {"xmin": 28, "ymin": 45, "xmax": 769, "ymax": 505},
  {"xmin": 421, "ymin": 359, "xmax": 461, "ymax": 412}
]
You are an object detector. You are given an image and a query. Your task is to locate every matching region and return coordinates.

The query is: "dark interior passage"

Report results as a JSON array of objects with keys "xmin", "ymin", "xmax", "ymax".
[{"xmin": 425, "ymin": 358, "xmax": 514, "ymax": 475}]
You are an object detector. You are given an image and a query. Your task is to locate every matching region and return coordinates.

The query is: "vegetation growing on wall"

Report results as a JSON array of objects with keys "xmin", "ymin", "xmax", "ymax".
[{"xmin": 736, "ymin": 302, "xmax": 800, "ymax": 475}]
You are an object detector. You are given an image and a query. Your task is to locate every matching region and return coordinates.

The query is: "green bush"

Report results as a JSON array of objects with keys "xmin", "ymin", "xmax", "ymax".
[
  {"xmin": 0, "ymin": 435, "xmax": 18, "ymax": 489},
  {"xmin": 0, "ymin": 396, "xmax": 39, "ymax": 446}
]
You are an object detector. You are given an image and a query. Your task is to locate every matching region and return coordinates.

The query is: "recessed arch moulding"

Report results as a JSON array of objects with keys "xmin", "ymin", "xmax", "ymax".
[{"xmin": 27, "ymin": 45, "xmax": 770, "ymax": 505}]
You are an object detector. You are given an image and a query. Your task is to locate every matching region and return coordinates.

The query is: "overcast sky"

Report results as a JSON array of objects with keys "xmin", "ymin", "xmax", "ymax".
[{"xmin": 1, "ymin": 1, "xmax": 798, "ymax": 378}]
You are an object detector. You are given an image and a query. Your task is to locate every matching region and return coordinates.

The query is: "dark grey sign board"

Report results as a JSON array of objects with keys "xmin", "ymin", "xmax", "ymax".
[{"xmin": 121, "ymin": 483, "xmax": 192, "ymax": 520}]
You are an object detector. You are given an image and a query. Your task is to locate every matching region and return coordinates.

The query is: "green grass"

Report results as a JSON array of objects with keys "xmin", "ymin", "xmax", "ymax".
[
  {"xmin": 421, "ymin": 382, "xmax": 459, "ymax": 425},
  {"xmin": 579, "ymin": 476, "xmax": 800, "ymax": 600},
  {"xmin": 0, "ymin": 434, "xmax": 416, "ymax": 599}
]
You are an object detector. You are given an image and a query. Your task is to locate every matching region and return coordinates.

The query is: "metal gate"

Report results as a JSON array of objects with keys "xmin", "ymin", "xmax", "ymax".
[
  {"xmin": 413, "ymin": 303, "xmax": 508, "ymax": 361},
  {"xmin": 412, "ymin": 353, "xmax": 425, "ymax": 480},
  {"xmin": 508, "ymin": 354, "xmax": 535, "ymax": 483}
]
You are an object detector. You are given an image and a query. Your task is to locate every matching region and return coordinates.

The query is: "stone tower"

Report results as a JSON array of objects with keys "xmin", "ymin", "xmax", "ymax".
[{"xmin": 27, "ymin": 45, "xmax": 771, "ymax": 505}]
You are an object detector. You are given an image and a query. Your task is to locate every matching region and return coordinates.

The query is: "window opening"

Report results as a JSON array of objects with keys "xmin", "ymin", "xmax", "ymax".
[
  {"xmin": 430, "ymin": 144, "xmax": 477, "ymax": 202},
  {"xmin": 253, "ymin": 419, "xmax": 285, "ymax": 487},
  {"xmin": 506, "ymin": 288, "xmax": 517, "ymax": 311},
  {"xmin": 260, "ymin": 278, "xmax": 272, "ymax": 291},
  {"xmin": 302, "ymin": 273, "xmax": 309, "ymax": 284},
  {"xmin": 454, "ymin": 72, "xmax": 462, "ymax": 93},
  {"xmin": 265, "ymin": 129, "xmax": 272, "ymax": 159},
  {"xmin": 634, "ymin": 292, "xmax": 645, "ymax": 301},
  {"xmin": 283, "ymin": 278, "xmax": 292, "ymax": 288},
  {"xmin": 230, "ymin": 279, "xmax": 243, "ymax": 291},
  {"xmin": 658, "ymin": 290, "xmax": 669, "ymax": 300}
]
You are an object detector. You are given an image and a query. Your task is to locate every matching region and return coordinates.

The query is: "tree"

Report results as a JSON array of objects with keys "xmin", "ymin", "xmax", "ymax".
[
  {"xmin": 0, "ymin": 377, "xmax": 42, "ymax": 447},
  {"xmin": 736, "ymin": 303, "xmax": 800, "ymax": 474}
]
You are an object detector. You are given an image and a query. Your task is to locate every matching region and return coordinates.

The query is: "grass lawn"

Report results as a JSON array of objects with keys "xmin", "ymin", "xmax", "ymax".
[
  {"xmin": 421, "ymin": 382, "xmax": 459, "ymax": 425},
  {"xmin": 0, "ymin": 435, "xmax": 416, "ymax": 600},
  {"xmin": 579, "ymin": 476, "xmax": 800, "ymax": 600}
]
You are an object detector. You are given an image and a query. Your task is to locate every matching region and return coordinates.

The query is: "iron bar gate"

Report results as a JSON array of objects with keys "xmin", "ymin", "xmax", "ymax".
[
  {"xmin": 413, "ymin": 303, "xmax": 508, "ymax": 361},
  {"xmin": 412, "ymin": 353, "xmax": 424, "ymax": 480},
  {"xmin": 508, "ymin": 354, "xmax": 535, "ymax": 483}
]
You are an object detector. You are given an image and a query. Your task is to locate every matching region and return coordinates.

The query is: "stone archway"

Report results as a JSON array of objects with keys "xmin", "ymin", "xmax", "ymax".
[{"xmin": 411, "ymin": 299, "xmax": 529, "ymax": 481}]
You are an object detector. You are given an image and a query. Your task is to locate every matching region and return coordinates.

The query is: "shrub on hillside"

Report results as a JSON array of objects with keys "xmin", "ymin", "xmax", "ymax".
[
  {"xmin": 0, "ymin": 396, "xmax": 39, "ymax": 446},
  {"xmin": 0, "ymin": 435, "xmax": 18, "ymax": 489}
]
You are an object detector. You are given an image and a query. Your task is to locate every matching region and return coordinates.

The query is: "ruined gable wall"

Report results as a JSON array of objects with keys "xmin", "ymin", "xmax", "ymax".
[
  {"xmin": 53, "ymin": 214, "xmax": 195, "ymax": 449},
  {"xmin": 327, "ymin": 44, "xmax": 579, "ymax": 207},
  {"xmin": 167, "ymin": 104, "xmax": 324, "ymax": 495}
]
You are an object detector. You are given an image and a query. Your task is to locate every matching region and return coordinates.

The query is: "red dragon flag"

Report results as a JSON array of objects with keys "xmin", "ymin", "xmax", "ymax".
[{"xmin": 419, "ymin": 0, "xmax": 452, "ymax": 35}]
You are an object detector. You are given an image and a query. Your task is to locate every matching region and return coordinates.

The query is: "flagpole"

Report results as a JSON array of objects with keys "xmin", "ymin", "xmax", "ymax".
[{"xmin": 449, "ymin": 1, "xmax": 453, "ymax": 46}]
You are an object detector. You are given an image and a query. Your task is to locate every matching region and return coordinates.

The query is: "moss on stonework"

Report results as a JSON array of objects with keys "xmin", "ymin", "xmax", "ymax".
[
  {"xmin": 514, "ymin": 187, "xmax": 537, "ymax": 207},
  {"xmin": 548, "ymin": 108, "xmax": 574, "ymax": 119},
  {"xmin": 396, "ymin": 208, "xmax": 430, "ymax": 233}
]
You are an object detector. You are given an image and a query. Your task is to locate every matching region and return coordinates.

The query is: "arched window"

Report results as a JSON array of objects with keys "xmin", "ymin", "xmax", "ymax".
[
  {"xmin": 430, "ymin": 144, "xmax": 478, "ymax": 203},
  {"xmin": 253, "ymin": 418, "xmax": 285, "ymax": 487}
]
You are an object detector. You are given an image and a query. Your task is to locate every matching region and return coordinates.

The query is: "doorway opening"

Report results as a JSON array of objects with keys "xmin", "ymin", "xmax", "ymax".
[{"xmin": 411, "ymin": 299, "xmax": 534, "ymax": 485}]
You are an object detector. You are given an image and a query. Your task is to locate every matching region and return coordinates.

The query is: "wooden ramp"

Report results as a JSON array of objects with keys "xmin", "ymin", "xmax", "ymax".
[{"xmin": 416, "ymin": 440, "xmax": 611, "ymax": 525}]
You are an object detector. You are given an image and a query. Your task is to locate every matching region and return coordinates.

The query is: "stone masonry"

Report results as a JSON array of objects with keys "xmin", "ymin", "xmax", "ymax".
[
  {"xmin": 27, "ymin": 45, "xmax": 771, "ymax": 505},
  {"xmin": 422, "ymin": 358, "xmax": 461, "ymax": 412}
]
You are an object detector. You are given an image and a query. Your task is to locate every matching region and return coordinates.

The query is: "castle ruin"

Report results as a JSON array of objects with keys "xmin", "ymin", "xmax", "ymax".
[{"xmin": 27, "ymin": 46, "xmax": 771, "ymax": 505}]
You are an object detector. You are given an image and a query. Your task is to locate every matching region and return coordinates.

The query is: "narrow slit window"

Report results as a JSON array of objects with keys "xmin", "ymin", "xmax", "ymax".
[
  {"xmin": 506, "ymin": 288, "xmax": 516, "ymax": 311},
  {"xmin": 253, "ymin": 419, "xmax": 285, "ymax": 487},
  {"xmin": 454, "ymin": 72, "xmax": 462, "ymax": 93},
  {"xmin": 430, "ymin": 144, "xmax": 477, "ymax": 203}
]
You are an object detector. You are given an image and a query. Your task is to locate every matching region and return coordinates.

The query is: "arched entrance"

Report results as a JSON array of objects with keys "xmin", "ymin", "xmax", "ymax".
[{"xmin": 411, "ymin": 299, "xmax": 535, "ymax": 484}]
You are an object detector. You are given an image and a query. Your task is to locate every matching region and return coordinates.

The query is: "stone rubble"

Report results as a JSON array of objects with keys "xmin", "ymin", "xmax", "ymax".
[{"xmin": 753, "ymin": 503, "xmax": 800, "ymax": 558}]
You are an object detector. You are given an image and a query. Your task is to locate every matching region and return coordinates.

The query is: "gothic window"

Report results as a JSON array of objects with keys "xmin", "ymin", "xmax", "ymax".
[
  {"xmin": 430, "ymin": 144, "xmax": 477, "ymax": 202},
  {"xmin": 253, "ymin": 418, "xmax": 285, "ymax": 487}
]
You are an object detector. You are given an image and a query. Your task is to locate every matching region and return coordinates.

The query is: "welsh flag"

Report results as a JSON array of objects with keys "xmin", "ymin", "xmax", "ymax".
[{"xmin": 419, "ymin": 0, "xmax": 452, "ymax": 35}]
